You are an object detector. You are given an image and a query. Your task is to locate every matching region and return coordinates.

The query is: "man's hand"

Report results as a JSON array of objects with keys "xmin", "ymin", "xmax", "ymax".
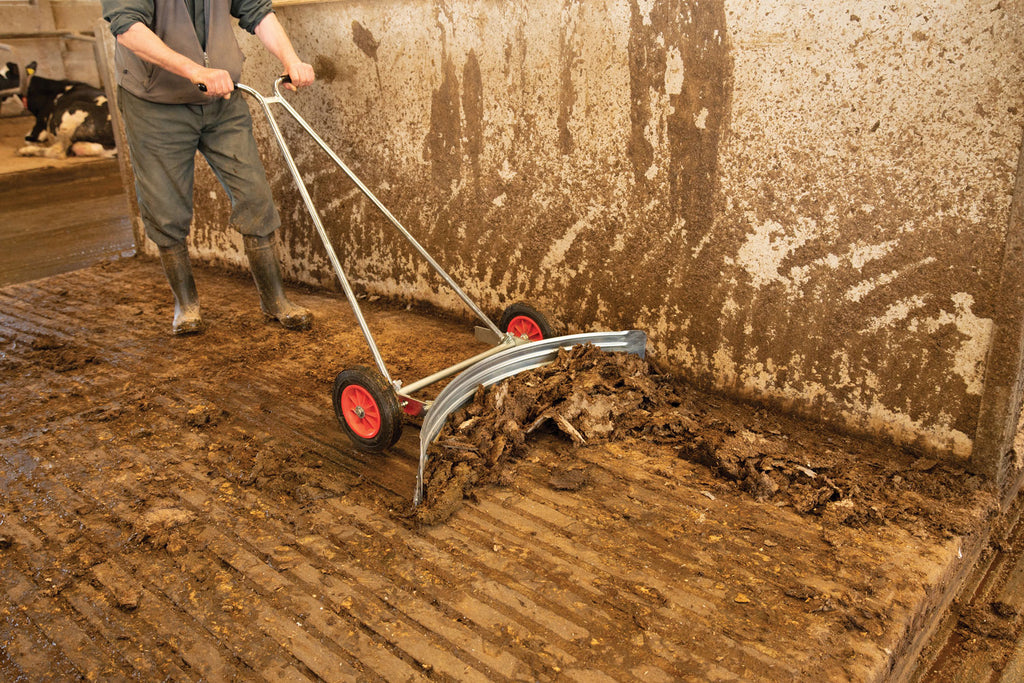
[
  {"xmin": 283, "ymin": 61, "xmax": 315, "ymax": 90},
  {"xmin": 192, "ymin": 67, "xmax": 234, "ymax": 98}
]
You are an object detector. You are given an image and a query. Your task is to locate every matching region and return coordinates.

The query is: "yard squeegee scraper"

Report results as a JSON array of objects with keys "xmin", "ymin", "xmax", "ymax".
[{"xmin": 236, "ymin": 77, "xmax": 647, "ymax": 505}]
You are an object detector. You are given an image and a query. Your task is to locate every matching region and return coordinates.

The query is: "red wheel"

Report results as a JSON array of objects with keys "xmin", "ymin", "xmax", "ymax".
[
  {"xmin": 340, "ymin": 384, "xmax": 382, "ymax": 439},
  {"xmin": 498, "ymin": 302, "xmax": 555, "ymax": 341},
  {"xmin": 332, "ymin": 366, "xmax": 402, "ymax": 451},
  {"xmin": 506, "ymin": 315, "xmax": 544, "ymax": 341}
]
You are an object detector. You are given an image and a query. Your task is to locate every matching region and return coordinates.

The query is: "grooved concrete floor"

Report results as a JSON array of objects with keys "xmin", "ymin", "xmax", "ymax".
[
  {"xmin": 0, "ymin": 149, "xmax": 133, "ymax": 287},
  {"xmin": 0, "ymin": 255, "xmax": 1002, "ymax": 682}
]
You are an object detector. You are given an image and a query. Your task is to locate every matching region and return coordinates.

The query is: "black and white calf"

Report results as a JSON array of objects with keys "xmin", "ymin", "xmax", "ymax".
[
  {"xmin": 0, "ymin": 62, "xmax": 20, "ymax": 108},
  {"xmin": 0, "ymin": 61, "xmax": 19, "ymax": 93},
  {"xmin": 18, "ymin": 65, "xmax": 116, "ymax": 159}
]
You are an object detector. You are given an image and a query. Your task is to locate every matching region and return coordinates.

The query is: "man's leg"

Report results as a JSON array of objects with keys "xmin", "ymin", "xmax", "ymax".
[
  {"xmin": 198, "ymin": 96, "xmax": 312, "ymax": 330},
  {"xmin": 119, "ymin": 89, "xmax": 206, "ymax": 334}
]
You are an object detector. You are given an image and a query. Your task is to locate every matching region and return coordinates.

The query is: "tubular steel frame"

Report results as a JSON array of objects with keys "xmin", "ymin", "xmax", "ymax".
[
  {"xmin": 238, "ymin": 78, "xmax": 521, "ymax": 409},
  {"xmin": 240, "ymin": 79, "xmax": 648, "ymax": 505}
]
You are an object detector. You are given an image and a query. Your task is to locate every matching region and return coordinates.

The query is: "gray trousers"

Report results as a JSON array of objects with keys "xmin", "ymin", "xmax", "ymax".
[{"xmin": 118, "ymin": 87, "xmax": 280, "ymax": 248}]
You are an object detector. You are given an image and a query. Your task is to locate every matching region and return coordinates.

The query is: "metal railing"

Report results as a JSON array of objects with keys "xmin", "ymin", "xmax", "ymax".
[{"xmin": 0, "ymin": 31, "xmax": 95, "ymax": 43}]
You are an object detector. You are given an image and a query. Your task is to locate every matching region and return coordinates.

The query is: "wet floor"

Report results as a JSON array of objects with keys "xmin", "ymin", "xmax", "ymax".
[{"xmin": 0, "ymin": 115, "xmax": 134, "ymax": 288}]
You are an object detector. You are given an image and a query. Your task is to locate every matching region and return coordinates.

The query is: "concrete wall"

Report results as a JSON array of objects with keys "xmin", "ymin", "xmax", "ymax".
[
  {"xmin": 153, "ymin": 1, "xmax": 1023, "ymax": 478},
  {"xmin": 51, "ymin": 0, "xmax": 105, "ymax": 83},
  {"xmin": 0, "ymin": 0, "xmax": 103, "ymax": 88}
]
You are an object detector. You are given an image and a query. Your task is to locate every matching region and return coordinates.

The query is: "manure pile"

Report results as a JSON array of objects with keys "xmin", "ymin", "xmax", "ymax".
[{"xmin": 416, "ymin": 344, "xmax": 986, "ymax": 534}]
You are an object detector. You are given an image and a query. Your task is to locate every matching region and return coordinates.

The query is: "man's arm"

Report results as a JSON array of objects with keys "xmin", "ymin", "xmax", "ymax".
[
  {"xmin": 116, "ymin": 22, "xmax": 236, "ymax": 97},
  {"xmin": 253, "ymin": 13, "xmax": 314, "ymax": 89}
]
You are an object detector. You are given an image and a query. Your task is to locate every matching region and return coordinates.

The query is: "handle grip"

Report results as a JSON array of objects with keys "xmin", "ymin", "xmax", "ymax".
[{"xmin": 197, "ymin": 75, "xmax": 290, "ymax": 93}]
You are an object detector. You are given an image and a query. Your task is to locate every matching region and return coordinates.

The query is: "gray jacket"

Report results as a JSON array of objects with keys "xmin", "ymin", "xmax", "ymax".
[{"xmin": 113, "ymin": 0, "xmax": 245, "ymax": 104}]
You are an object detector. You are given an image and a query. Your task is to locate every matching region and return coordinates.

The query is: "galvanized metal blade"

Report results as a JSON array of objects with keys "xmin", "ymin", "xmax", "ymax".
[{"xmin": 414, "ymin": 329, "xmax": 648, "ymax": 506}]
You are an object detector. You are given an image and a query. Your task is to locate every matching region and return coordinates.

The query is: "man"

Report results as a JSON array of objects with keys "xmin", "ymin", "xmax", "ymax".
[{"xmin": 102, "ymin": 0, "xmax": 313, "ymax": 334}]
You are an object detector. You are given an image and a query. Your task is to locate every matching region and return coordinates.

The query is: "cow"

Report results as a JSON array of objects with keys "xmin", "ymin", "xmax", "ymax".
[
  {"xmin": 0, "ymin": 61, "xmax": 19, "ymax": 108},
  {"xmin": 0, "ymin": 61, "xmax": 18, "ymax": 93},
  {"xmin": 17, "ymin": 63, "xmax": 116, "ymax": 159}
]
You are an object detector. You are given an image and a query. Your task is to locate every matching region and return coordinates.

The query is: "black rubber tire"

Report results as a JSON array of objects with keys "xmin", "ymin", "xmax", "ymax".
[
  {"xmin": 498, "ymin": 302, "xmax": 555, "ymax": 341},
  {"xmin": 332, "ymin": 366, "xmax": 403, "ymax": 452}
]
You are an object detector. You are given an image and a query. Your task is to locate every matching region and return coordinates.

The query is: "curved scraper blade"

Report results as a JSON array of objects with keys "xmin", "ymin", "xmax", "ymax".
[{"xmin": 414, "ymin": 329, "xmax": 647, "ymax": 506}]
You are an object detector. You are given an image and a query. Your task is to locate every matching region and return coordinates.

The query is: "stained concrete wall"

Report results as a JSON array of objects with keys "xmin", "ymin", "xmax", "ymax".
[{"xmin": 149, "ymin": 1, "xmax": 1024, "ymax": 478}]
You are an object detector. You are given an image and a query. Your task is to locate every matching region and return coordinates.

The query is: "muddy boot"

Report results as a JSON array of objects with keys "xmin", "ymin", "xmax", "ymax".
[
  {"xmin": 243, "ymin": 234, "xmax": 313, "ymax": 331},
  {"xmin": 157, "ymin": 242, "xmax": 206, "ymax": 335}
]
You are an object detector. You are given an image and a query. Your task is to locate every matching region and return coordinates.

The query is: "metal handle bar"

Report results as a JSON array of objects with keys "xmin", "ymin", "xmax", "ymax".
[
  {"xmin": 235, "ymin": 77, "xmax": 506, "ymax": 385},
  {"xmin": 234, "ymin": 77, "xmax": 392, "ymax": 383},
  {"xmin": 253, "ymin": 77, "xmax": 504, "ymax": 337},
  {"xmin": 198, "ymin": 74, "xmax": 291, "ymax": 93}
]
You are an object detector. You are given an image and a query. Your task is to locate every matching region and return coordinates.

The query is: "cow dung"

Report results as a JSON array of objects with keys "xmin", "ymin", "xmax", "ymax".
[
  {"xmin": 414, "ymin": 343, "xmax": 988, "ymax": 535},
  {"xmin": 416, "ymin": 343, "xmax": 688, "ymax": 523}
]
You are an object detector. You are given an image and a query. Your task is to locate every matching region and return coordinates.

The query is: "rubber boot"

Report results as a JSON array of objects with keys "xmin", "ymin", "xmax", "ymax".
[
  {"xmin": 243, "ymin": 234, "xmax": 313, "ymax": 331},
  {"xmin": 157, "ymin": 242, "xmax": 206, "ymax": 335}
]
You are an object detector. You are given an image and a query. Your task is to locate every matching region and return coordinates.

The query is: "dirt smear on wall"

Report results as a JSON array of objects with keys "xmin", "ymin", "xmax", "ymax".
[
  {"xmin": 627, "ymin": 0, "xmax": 732, "ymax": 226},
  {"xmin": 427, "ymin": 56, "xmax": 462, "ymax": 188},
  {"xmin": 557, "ymin": 0, "xmax": 581, "ymax": 155},
  {"xmin": 462, "ymin": 50, "xmax": 484, "ymax": 193},
  {"xmin": 351, "ymin": 20, "xmax": 382, "ymax": 93},
  {"xmin": 417, "ymin": 344, "xmax": 994, "ymax": 532}
]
